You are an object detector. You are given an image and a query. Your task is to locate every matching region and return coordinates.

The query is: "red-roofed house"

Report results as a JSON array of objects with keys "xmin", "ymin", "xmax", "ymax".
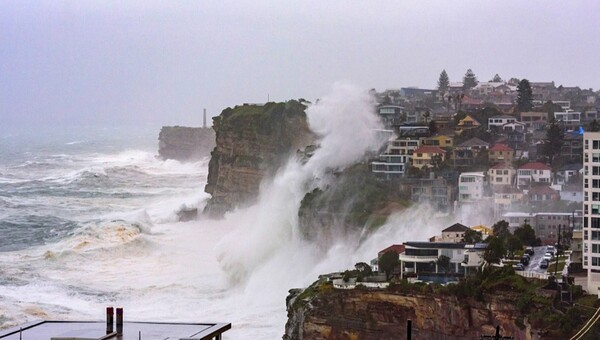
[
  {"xmin": 517, "ymin": 162, "xmax": 552, "ymax": 187},
  {"xmin": 411, "ymin": 146, "xmax": 446, "ymax": 169},
  {"xmin": 378, "ymin": 244, "xmax": 406, "ymax": 257},
  {"xmin": 489, "ymin": 143, "xmax": 515, "ymax": 165},
  {"xmin": 527, "ymin": 185, "xmax": 559, "ymax": 202}
]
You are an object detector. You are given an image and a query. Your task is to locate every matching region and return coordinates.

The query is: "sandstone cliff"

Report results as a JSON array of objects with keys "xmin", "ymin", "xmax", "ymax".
[
  {"xmin": 204, "ymin": 100, "xmax": 313, "ymax": 217},
  {"xmin": 284, "ymin": 269, "xmax": 599, "ymax": 340},
  {"xmin": 158, "ymin": 126, "xmax": 215, "ymax": 161}
]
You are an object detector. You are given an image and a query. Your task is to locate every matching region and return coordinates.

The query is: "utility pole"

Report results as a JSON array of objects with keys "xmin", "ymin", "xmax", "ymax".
[{"xmin": 554, "ymin": 224, "xmax": 562, "ymax": 276}]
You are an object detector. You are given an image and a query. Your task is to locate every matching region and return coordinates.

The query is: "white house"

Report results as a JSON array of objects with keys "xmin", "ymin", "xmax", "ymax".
[
  {"xmin": 489, "ymin": 163, "xmax": 516, "ymax": 187},
  {"xmin": 488, "ymin": 115, "xmax": 517, "ymax": 129},
  {"xmin": 398, "ymin": 242, "xmax": 487, "ymax": 278},
  {"xmin": 517, "ymin": 162, "xmax": 552, "ymax": 187},
  {"xmin": 554, "ymin": 111, "xmax": 581, "ymax": 125},
  {"xmin": 502, "ymin": 121, "xmax": 527, "ymax": 133},
  {"xmin": 458, "ymin": 172, "xmax": 486, "ymax": 203}
]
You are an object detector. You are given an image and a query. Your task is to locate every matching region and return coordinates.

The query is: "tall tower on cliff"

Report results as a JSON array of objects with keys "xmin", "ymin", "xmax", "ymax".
[{"xmin": 203, "ymin": 108, "xmax": 207, "ymax": 128}]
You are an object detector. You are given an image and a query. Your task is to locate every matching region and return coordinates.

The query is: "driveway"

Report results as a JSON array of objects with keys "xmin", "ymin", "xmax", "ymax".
[{"xmin": 526, "ymin": 246, "xmax": 548, "ymax": 273}]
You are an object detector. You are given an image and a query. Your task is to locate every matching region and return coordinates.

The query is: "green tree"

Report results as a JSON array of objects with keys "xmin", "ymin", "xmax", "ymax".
[
  {"xmin": 544, "ymin": 117, "xmax": 564, "ymax": 165},
  {"xmin": 491, "ymin": 74, "xmax": 503, "ymax": 82},
  {"xmin": 516, "ymin": 79, "xmax": 533, "ymax": 112},
  {"xmin": 381, "ymin": 95, "xmax": 392, "ymax": 105},
  {"xmin": 514, "ymin": 224, "xmax": 537, "ymax": 246},
  {"xmin": 428, "ymin": 120, "xmax": 438, "ymax": 135},
  {"xmin": 483, "ymin": 236, "xmax": 505, "ymax": 264},
  {"xmin": 438, "ymin": 70, "xmax": 450, "ymax": 93},
  {"xmin": 508, "ymin": 77, "xmax": 520, "ymax": 86},
  {"xmin": 354, "ymin": 262, "xmax": 372, "ymax": 276},
  {"xmin": 437, "ymin": 255, "xmax": 451, "ymax": 273},
  {"xmin": 492, "ymin": 220, "xmax": 510, "ymax": 241},
  {"xmin": 464, "ymin": 228, "xmax": 483, "ymax": 243},
  {"xmin": 506, "ymin": 235, "xmax": 523, "ymax": 258},
  {"xmin": 463, "ymin": 69, "xmax": 478, "ymax": 90},
  {"xmin": 379, "ymin": 250, "xmax": 399, "ymax": 280}
]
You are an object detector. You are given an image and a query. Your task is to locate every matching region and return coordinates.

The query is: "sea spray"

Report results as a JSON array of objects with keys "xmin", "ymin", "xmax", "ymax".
[{"xmin": 215, "ymin": 83, "xmax": 385, "ymax": 290}]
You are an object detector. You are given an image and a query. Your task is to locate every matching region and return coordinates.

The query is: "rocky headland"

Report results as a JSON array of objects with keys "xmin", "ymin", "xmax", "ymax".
[
  {"xmin": 203, "ymin": 100, "xmax": 313, "ymax": 217},
  {"xmin": 284, "ymin": 268, "xmax": 599, "ymax": 340},
  {"xmin": 158, "ymin": 126, "xmax": 215, "ymax": 161}
]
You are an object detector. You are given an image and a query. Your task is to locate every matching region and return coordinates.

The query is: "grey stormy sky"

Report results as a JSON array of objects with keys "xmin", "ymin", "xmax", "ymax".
[{"xmin": 1, "ymin": 0, "xmax": 599, "ymax": 128}]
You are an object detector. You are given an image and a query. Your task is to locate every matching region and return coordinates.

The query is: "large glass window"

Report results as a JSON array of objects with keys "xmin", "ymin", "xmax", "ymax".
[
  {"xmin": 592, "ymin": 217, "xmax": 600, "ymax": 228},
  {"xmin": 593, "ymin": 244, "xmax": 600, "ymax": 254},
  {"xmin": 593, "ymin": 257, "xmax": 600, "ymax": 266},
  {"xmin": 594, "ymin": 140, "xmax": 600, "ymax": 149}
]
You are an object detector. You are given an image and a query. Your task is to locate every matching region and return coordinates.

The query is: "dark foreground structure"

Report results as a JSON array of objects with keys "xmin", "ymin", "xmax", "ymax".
[{"xmin": 0, "ymin": 320, "xmax": 230, "ymax": 339}]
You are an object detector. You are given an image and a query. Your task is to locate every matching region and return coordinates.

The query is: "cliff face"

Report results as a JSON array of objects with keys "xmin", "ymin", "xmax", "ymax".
[
  {"xmin": 203, "ymin": 101, "xmax": 313, "ymax": 217},
  {"xmin": 284, "ymin": 287, "xmax": 541, "ymax": 340},
  {"xmin": 158, "ymin": 126, "xmax": 215, "ymax": 161}
]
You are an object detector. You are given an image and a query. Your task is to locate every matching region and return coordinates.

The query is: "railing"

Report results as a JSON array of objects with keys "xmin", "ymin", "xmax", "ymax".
[
  {"xmin": 399, "ymin": 254, "xmax": 439, "ymax": 262},
  {"xmin": 516, "ymin": 271, "xmax": 549, "ymax": 280}
]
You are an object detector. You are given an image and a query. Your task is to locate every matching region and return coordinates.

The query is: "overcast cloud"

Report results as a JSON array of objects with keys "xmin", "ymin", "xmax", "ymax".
[{"xmin": 1, "ymin": 0, "xmax": 599, "ymax": 128}]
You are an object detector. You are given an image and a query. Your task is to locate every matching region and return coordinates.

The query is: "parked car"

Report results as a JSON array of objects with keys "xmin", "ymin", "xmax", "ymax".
[
  {"xmin": 540, "ymin": 260, "xmax": 549, "ymax": 269},
  {"xmin": 520, "ymin": 256, "xmax": 529, "ymax": 265},
  {"xmin": 513, "ymin": 263, "xmax": 525, "ymax": 271},
  {"xmin": 525, "ymin": 247, "xmax": 534, "ymax": 256},
  {"xmin": 543, "ymin": 253, "xmax": 553, "ymax": 262}
]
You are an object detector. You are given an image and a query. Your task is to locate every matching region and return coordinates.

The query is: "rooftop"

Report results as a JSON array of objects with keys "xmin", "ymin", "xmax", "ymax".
[
  {"xmin": 442, "ymin": 223, "xmax": 469, "ymax": 232},
  {"xmin": 413, "ymin": 145, "xmax": 446, "ymax": 154},
  {"xmin": 0, "ymin": 321, "xmax": 231, "ymax": 340},
  {"xmin": 404, "ymin": 241, "xmax": 467, "ymax": 249},
  {"xmin": 489, "ymin": 143, "xmax": 513, "ymax": 152},
  {"xmin": 519, "ymin": 162, "xmax": 551, "ymax": 171},
  {"xmin": 458, "ymin": 137, "xmax": 489, "ymax": 148}
]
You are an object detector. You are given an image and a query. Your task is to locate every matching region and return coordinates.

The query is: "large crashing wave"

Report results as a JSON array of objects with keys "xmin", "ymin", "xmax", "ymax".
[{"xmin": 215, "ymin": 83, "xmax": 386, "ymax": 288}]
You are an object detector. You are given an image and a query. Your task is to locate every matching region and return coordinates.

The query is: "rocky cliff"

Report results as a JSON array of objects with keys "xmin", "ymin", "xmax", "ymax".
[
  {"xmin": 203, "ymin": 100, "xmax": 313, "ymax": 217},
  {"xmin": 158, "ymin": 126, "xmax": 215, "ymax": 161},
  {"xmin": 284, "ymin": 269, "xmax": 599, "ymax": 340}
]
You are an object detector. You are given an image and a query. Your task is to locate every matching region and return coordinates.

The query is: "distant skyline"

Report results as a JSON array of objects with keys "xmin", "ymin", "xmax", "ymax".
[{"xmin": 1, "ymin": 1, "xmax": 599, "ymax": 128}]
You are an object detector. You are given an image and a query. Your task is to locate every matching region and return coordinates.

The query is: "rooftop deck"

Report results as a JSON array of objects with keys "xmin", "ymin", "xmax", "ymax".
[{"xmin": 0, "ymin": 320, "xmax": 231, "ymax": 340}]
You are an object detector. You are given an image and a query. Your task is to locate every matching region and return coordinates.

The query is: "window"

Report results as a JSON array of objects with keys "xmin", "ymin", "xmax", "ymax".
[
  {"xmin": 593, "ymin": 153, "xmax": 600, "ymax": 163},
  {"xmin": 594, "ymin": 166, "xmax": 600, "ymax": 176},
  {"xmin": 461, "ymin": 177, "xmax": 475, "ymax": 183},
  {"xmin": 592, "ymin": 217, "xmax": 600, "ymax": 228},
  {"xmin": 593, "ymin": 257, "xmax": 600, "ymax": 266},
  {"xmin": 594, "ymin": 140, "xmax": 600, "ymax": 149},
  {"xmin": 503, "ymin": 170, "xmax": 508, "ymax": 175},
  {"xmin": 585, "ymin": 139, "xmax": 589, "ymax": 149},
  {"xmin": 594, "ymin": 179, "xmax": 600, "ymax": 188},
  {"xmin": 593, "ymin": 205, "xmax": 600, "ymax": 215},
  {"xmin": 594, "ymin": 244, "xmax": 600, "ymax": 254},
  {"xmin": 592, "ymin": 231, "xmax": 600, "ymax": 240},
  {"xmin": 496, "ymin": 177, "xmax": 502, "ymax": 182}
]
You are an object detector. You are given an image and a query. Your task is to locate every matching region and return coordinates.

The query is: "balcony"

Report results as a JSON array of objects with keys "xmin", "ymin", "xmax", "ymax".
[{"xmin": 399, "ymin": 254, "xmax": 438, "ymax": 263}]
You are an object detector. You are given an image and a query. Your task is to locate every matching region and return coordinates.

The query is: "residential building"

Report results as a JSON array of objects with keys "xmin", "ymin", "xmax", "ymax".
[
  {"xmin": 556, "ymin": 163, "xmax": 583, "ymax": 185},
  {"xmin": 371, "ymin": 154, "xmax": 409, "ymax": 179},
  {"xmin": 560, "ymin": 184, "xmax": 583, "ymax": 203},
  {"xmin": 493, "ymin": 186, "xmax": 524, "ymax": 218},
  {"xmin": 452, "ymin": 137, "xmax": 489, "ymax": 168},
  {"xmin": 489, "ymin": 163, "xmax": 516, "ymax": 187},
  {"xmin": 422, "ymin": 134, "xmax": 454, "ymax": 148},
  {"xmin": 561, "ymin": 131, "xmax": 583, "ymax": 162},
  {"xmin": 527, "ymin": 185, "xmax": 560, "ymax": 202},
  {"xmin": 554, "ymin": 111, "xmax": 581, "ymax": 127},
  {"xmin": 441, "ymin": 223, "xmax": 470, "ymax": 243},
  {"xmin": 520, "ymin": 111, "xmax": 549, "ymax": 130},
  {"xmin": 488, "ymin": 144, "xmax": 515, "ymax": 165},
  {"xmin": 488, "ymin": 115, "xmax": 517, "ymax": 130},
  {"xmin": 377, "ymin": 105, "xmax": 405, "ymax": 128},
  {"xmin": 517, "ymin": 162, "xmax": 552, "ymax": 187},
  {"xmin": 411, "ymin": 146, "xmax": 446, "ymax": 169},
  {"xmin": 458, "ymin": 172, "xmax": 486, "ymax": 203},
  {"xmin": 502, "ymin": 121, "xmax": 527, "ymax": 133},
  {"xmin": 409, "ymin": 177, "xmax": 455, "ymax": 211},
  {"xmin": 456, "ymin": 115, "xmax": 481, "ymax": 133},
  {"xmin": 503, "ymin": 211, "xmax": 582, "ymax": 244},
  {"xmin": 399, "ymin": 242, "xmax": 486, "ymax": 278},
  {"xmin": 583, "ymin": 132, "xmax": 600, "ymax": 295}
]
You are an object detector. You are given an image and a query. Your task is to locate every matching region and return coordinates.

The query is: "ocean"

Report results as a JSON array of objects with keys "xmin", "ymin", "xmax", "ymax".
[{"xmin": 0, "ymin": 86, "xmax": 446, "ymax": 339}]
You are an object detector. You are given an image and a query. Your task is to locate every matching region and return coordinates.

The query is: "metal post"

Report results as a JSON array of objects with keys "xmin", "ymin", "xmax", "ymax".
[
  {"xmin": 106, "ymin": 306, "xmax": 114, "ymax": 334},
  {"xmin": 407, "ymin": 319, "xmax": 412, "ymax": 340},
  {"xmin": 116, "ymin": 307, "xmax": 123, "ymax": 335}
]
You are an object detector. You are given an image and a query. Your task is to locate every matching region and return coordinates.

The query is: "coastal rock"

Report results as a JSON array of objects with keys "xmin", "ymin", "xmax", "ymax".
[
  {"xmin": 203, "ymin": 101, "xmax": 313, "ymax": 217},
  {"xmin": 158, "ymin": 126, "xmax": 215, "ymax": 161},
  {"xmin": 284, "ymin": 285, "xmax": 549, "ymax": 340}
]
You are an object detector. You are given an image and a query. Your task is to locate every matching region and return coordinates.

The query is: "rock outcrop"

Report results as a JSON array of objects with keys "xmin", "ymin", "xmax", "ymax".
[
  {"xmin": 284, "ymin": 271, "xmax": 598, "ymax": 340},
  {"xmin": 203, "ymin": 101, "xmax": 313, "ymax": 217},
  {"xmin": 285, "ymin": 288, "xmax": 534, "ymax": 340},
  {"xmin": 158, "ymin": 126, "xmax": 215, "ymax": 161}
]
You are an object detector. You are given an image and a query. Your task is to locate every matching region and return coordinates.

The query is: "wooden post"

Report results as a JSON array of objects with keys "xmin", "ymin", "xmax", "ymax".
[
  {"xmin": 116, "ymin": 307, "xmax": 123, "ymax": 335},
  {"xmin": 106, "ymin": 307, "xmax": 114, "ymax": 334},
  {"xmin": 407, "ymin": 319, "xmax": 412, "ymax": 340}
]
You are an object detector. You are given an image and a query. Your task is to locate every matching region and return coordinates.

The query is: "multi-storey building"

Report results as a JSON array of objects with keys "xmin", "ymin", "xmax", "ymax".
[
  {"xmin": 583, "ymin": 132, "xmax": 600, "ymax": 295},
  {"xmin": 458, "ymin": 172, "xmax": 486, "ymax": 203}
]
